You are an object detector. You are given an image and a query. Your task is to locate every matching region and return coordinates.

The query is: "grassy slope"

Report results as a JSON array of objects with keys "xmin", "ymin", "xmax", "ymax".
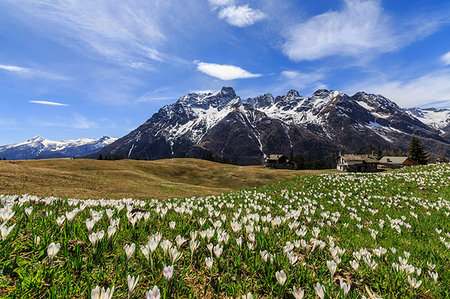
[
  {"xmin": 0, "ymin": 159, "xmax": 333, "ymax": 199},
  {"xmin": 0, "ymin": 164, "xmax": 448, "ymax": 298}
]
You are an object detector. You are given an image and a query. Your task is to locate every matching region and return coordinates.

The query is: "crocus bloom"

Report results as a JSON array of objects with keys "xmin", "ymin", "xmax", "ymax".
[
  {"xmin": 25, "ymin": 207, "xmax": 33, "ymax": 216},
  {"xmin": 146, "ymin": 286, "xmax": 160, "ymax": 299},
  {"xmin": 315, "ymin": 282, "xmax": 325, "ymax": 299},
  {"xmin": 163, "ymin": 265, "xmax": 174, "ymax": 280},
  {"xmin": 127, "ymin": 275, "xmax": 139, "ymax": 298},
  {"xmin": 91, "ymin": 285, "xmax": 114, "ymax": 299},
  {"xmin": 47, "ymin": 242, "xmax": 61, "ymax": 264},
  {"xmin": 141, "ymin": 245, "xmax": 150, "ymax": 261},
  {"xmin": 242, "ymin": 292, "xmax": 253, "ymax": 299},
  {"xmin": 292, "ymin": 286, "xmax": 304, "ymax": 299},
  {"xmin": 327, "ymin": 260, "xmax": 337, "ymax": 277},
  {"xmin": 275, "ymin": 270, "xmax": 287, "ymax": 285},
  {"xmin": 205, "ymin": 257, "xmax": 213, "ymax": 269},
  {"xmin": 124, "ymin": 243, "xmax": 136, "ymax": 261},
  {"xmin": 1, "ymin": 223, "xmax": 15, "ymax": 241},
  {"xmin": 340, "ymin": 279, "xmax": 351, "ymax": 296},
  {"xmin": 407, "ymin": 276, "xmax": 422, "ymax": 289}
]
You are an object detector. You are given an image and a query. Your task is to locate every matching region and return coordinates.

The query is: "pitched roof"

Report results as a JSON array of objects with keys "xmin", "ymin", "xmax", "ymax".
[
  {"xmin": 340, "ymin": 154, "xmax": 378, "ymax": 163},
  {"xmin": 268, "ymin": 154, "xmax": 286, "ymax": 160},
  {"xmin": 379, "ymin": 156, "xmax": 409, "ymax": 164}
]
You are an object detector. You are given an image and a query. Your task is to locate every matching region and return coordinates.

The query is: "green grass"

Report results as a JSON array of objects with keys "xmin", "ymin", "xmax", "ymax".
[{"xmin": 0, "ymin": 163, "xmax": 448, "ymax": 298}]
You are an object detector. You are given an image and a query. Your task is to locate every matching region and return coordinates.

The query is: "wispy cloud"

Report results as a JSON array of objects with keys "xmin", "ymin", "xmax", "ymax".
[
  {"xmin": 442, "ymin": 51, "xmax": 450, "ymax": 65},
  {"xmin": 7, "ymin": 1, "xmax": 167, "ymax": 65},
  {"xmin": 347, "ymin": 69, "xmax": 450, "ymax": 108},
  {"xmin": 282, "ymin": 0, "xmax": 449, "ymax": 62},
  {"xmin": 29, "ymin": 113, "xmax": 97, "ymax": 129},
  {"xmin": 196, "ymin": 61, "xmax": 261, "ymax": 80},
  {"xmin": 0, "ymin": 64, "xmax": 32, "ymax": 73},
  {"xmin": 0, "ymin": 64, "xmax": 66, "ymax": 80},
  {"xmin": 0, "ymin": 118, "xmax": 17, "ymax": 127},
  {"xmin": 218, "ymin": 5, "xmax": 266, "ymax": 27},
  {"xmin": 29, "ymin": 100, "xmax": 68, "ymax": 106},
  {"xmin": 208, "ymin": 0, "xmax": 235, "ymax": 8},
  {"xmin": 278, "ymin": 70, "xmax": 326, "ymax": 94}
]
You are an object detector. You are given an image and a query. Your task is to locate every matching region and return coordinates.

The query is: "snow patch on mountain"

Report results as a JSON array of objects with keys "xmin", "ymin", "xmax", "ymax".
[{"xmin": 406, "ymin": 108, "xmax": 450, "ymax": 130}]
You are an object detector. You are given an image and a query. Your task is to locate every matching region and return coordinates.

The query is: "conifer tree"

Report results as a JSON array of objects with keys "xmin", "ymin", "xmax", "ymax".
[{"xmin": 408, "ymin": 136, "xmax": 428, "ymax": 165}]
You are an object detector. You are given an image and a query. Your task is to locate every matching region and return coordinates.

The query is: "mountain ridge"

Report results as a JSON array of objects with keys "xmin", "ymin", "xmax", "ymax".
[
  {"xmin": 0, "ymin": 136, "xmax": 117, "ymax": 160},
  {"xmin": 99, "ymin": 87, "xmax": 450, "ymax": 164}
]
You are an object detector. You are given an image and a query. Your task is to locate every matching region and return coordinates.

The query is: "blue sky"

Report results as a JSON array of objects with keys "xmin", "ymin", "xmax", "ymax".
[{"xmin": 1, "ymin": 0, "xmax": 450, "ymax": 144}]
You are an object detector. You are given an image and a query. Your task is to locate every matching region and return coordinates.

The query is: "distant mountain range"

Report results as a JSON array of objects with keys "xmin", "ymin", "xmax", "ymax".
[
  {"xmin": 98, "ymin": 87, "xmax": 450, "ymax": 165},
  {"xmin": 0, "ymin": 136, "xmax": 117, "ymax": 160}
]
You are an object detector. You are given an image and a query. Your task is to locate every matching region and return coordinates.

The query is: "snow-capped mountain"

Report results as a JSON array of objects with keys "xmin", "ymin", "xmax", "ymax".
[
  {"xmin": 0, "ymin": 136, "xmax": 117, "ymax": 160},
  {"xmin": 99, "ymin": 87, "xmax": 450, "ymax": 164},
  {"xmin": 405, "ymin": 108, "xmax": 450, "ymax": 130}
]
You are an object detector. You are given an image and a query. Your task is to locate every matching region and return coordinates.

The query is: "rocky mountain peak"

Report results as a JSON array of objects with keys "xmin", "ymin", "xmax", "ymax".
[{"xmin": 99, "ymin": 87, "xmax": 450, "ymax": 164}]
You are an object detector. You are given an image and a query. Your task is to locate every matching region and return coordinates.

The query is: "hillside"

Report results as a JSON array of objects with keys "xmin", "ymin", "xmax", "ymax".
[
  {"xmin": 0, "ymin": 163, "xmax": 448, "ymax": 298},
  {"xmin": 0, "ymin": 158, "xmax": 323, "ymax": 199}
]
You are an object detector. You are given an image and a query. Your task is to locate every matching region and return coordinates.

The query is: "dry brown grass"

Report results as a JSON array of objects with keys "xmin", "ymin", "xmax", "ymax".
[{"xmin": 0, "ymin": 158, "xmax": 334, "ymax": 200}]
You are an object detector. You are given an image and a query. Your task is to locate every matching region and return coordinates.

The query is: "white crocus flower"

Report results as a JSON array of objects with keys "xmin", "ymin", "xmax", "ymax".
[
  {"xmin": 205, "ymin": 257, "xmax": 213, "ymax": 269},
  {"xmin": 127, "ymin": 275, "xmax": 139, "ymax": 298},
  {"xmin": 327, "ymin": 260, "xmax": 337, "ymax": 277},
  {"xmin": 47, "ymin": 242, "xmax": 61, "ymax": 264},
  {"xmin": 275, "ymin": 270, "xmax": 287, "ymax": 285},
  {"xmin": 1, "ymin": 223, "xmax": 15, "ymax": 240},
  {"xmin": 292, "ymin": 286, "xmax": 304, "ymax": 299},
  {"xmin": 315, "ymin": 282, "xmax": 325, "ymax": 299},
  {"xmin": 407, "ymin": 276, "xmax": 422, "ymax": 289},
  {"xmin": 340, "ymin": 279, "xmax": 351, "ymax": 296},
  {"xmin": 146, "ymin": 285, "xmax": 160, "ymax": 299},
  {"xmin": 140, "ymin": 245, "xmax": 150, "ymax": 261},
  {"xmin": 124, "ymin": 243, "xmax": 136, "ymax": 261},
  {"xmin": 91, "ymin": 285, "xmax": 114, "ymax": 299},
  {"xmin": 163, "ymin": 265, "xmax": 174, "ymax": 280}
]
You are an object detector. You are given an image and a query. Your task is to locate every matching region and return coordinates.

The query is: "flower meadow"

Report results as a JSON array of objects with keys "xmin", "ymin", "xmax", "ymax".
[{"xmin": 0, "ymin": 163, "xmax": 449, "ymax": 298}]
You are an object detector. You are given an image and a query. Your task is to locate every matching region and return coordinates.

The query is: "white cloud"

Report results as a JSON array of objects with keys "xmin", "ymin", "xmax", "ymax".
[
  {"xmin": 283, "ymin": 0, "xmax": 396, "ymax": 61},
  {"xmin": 278, "ymin": 70, "xmax": 326, "ymax": 93},
  {"xmin": 208, "ymin": 0, "xmax": 235, "ymax": 8},
  {"xmin": 282, "ymin": 0, "xmax": 448, "ymax": 62},
  {"xmin": 442, "ymin": 51, "xmax": 450, "ymax": 66},
  {"xmin": 281, "ymin": 70, "xmax": 302, "ymax": 80},
  {"xmin": 7, "ymin": 1, "xmax": 167, "ymax": 65},
  {"xmin": 0, "ymin": 63, "xmax": 67, "ymax": 80},
  {"xmin": 218, "ymin": 5, "xmax": 266, "ymax": 27},
  {"xmin": 196, "ymin": 61, "xmax": 261, "ymax": 80},
  {"xmin": 29, "ymin": 100, "xmax": 68, "ymax": 106},
  {"xmin": 30, "ymin": 113, "xmax": 97, "ymax": 129},
  {"xmin": 72, "ymin": 114, "xmax": 97, "ymax": 129},
  {"xmin": 347, "ymin": 69, "xmax": 450, "ymax": 108},
  {"xmin": 0, "ymin": 64, "xmax": 32, "ymax": 73}
]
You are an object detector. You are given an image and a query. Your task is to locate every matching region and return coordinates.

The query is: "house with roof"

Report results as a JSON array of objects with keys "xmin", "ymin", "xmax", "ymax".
[
  {"xmin": 378, "ymin": 156, "xmax": 418, "ymax": 169},
  {"xmin": 337, "ymin": 153, "xmax": 378, "ymax": 172},
  {"xmin": 265, "ymin": 154, "xmax": 297, "ymax": 170}
]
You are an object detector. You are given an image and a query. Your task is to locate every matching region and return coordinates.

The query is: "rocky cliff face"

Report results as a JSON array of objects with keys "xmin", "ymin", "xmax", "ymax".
[{"xmin": 99, "ymin": 87, "xmax": 450, "ymax": 164}]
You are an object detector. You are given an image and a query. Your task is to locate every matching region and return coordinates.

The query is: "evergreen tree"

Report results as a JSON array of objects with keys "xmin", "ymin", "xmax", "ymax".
[
  {"xmin": 375, "ymin": 148, "xmax": 382, "ymax": 159},
  {"xmin": 98, "ymin": 154, "xmax": 103, "ymax": 160},
  {"xmin": 408, "ymin": 136, "xmax": 428, "ymax": 165}
]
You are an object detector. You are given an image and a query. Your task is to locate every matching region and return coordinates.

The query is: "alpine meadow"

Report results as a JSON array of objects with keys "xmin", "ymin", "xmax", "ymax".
[
  {"xmin": 1, "ymin": 0, "xmax": 450, "ymax": 298},
  {"xmin": 0, "ymin": 163, "xmax": 448, "ymax": 298}
]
